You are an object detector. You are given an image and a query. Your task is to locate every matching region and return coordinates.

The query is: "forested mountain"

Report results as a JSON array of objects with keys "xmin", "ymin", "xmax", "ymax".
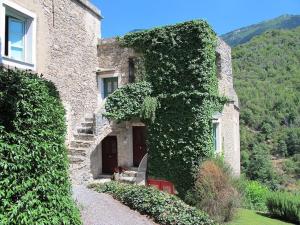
[
  {"xmin": 222, "ymin": 15, "xmax": 300, "ymax": 47},
  {"xmin": 232, "ymin": 27, "xmax": 300, "ymax": 188}
]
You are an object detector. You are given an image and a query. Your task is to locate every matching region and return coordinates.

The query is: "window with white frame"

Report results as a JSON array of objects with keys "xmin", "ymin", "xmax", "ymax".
[
  {"xmin": 212, "ymin": 112, "xmax": 222, "ymax": 154},
  {"xmin": 1, "ymin": 0, "xmax": 36, "ymax": 69}
]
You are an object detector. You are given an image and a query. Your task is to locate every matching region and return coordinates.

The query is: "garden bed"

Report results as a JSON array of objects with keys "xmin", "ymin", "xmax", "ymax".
[{"xmin": 89, "ymin": 182, "xmax": 216, "ymax": 225}]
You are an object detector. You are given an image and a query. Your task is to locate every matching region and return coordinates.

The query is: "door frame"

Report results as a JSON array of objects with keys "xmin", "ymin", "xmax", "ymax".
[
  {"xmin": 132, "ymin": 126, "xmax": 147, "ymax": 167},
  {"xmin": 101, "ymin": 136, "xmax": 118, "ymax": 174}
]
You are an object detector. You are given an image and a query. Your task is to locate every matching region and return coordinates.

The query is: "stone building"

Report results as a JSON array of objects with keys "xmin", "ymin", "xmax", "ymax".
[{"xmin": 0, "ymin": 0, "xmax": 240, "ymax": 185}]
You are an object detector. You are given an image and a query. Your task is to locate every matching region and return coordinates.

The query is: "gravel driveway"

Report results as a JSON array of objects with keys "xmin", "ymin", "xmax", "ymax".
[{"xmin": 73, "ymin": 185, "xmax": 157, "ymax": 225}]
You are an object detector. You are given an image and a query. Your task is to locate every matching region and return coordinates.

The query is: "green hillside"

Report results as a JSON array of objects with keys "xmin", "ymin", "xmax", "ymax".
[
  {"xmin": 232, "ymin": 27, "xmax": 300, "ymax": 188},
  {"xmin": 222, "ymin": 15, "xmax": 300, "ymax": 47}
]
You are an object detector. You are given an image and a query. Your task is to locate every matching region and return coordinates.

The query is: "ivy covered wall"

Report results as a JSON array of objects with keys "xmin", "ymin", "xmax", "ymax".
[{"xmin": 105, "ymin": 20, "xmax": 226, "ymax": 196}]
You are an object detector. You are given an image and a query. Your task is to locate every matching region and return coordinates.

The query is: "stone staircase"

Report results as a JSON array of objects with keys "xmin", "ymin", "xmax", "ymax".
[
  {"xmin": 69, "ymin": 116, "xmax": 94, "ymax": 167},
  {"xmin": 68, "ymin": 100, "xmax": 147, "ymax": 185},
  {"xmin": 69, "ymin": 111, "xmax": 113, "ymax": 184},
  {"xmin": 116, "ymin": 168, "xmax": 146, "ymax": 185},
  {"xmin": 116, "ymin": 168, "xmax": 138, "ymax": 184}
]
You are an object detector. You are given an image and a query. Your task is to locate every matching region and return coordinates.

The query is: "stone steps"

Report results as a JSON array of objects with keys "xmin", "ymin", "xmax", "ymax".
[
  {"xmin": 81, "ymin": 122, "xmax": 94, "ymax": 128},
  {"xmin": 69, "ymin": 113, "xmax": 114, "ymax": 184},
  {"xmin": 70, "ymin": 140, "xmax": 94, "ymax": 148},
  {"xmin": 69, "ymin": 148, "xmax": 87, "ymax": 157},
  {"xmin": 77, "ymin": 127, "xmax": 93, "ymax": 134},
  {"xmin": 85, "ymin": 117, "xmax": 94, "ymax": 122},
  {"xmin": 115, "ymin": 168, "xmax": 140, "ymax": 184},
  {"xmin": 123, "ymin": 170, "xmax": 138, "ymax": 177},
  {"xmin": 74, "ymin": 134, "xmax": 95, "ymax": 141},
  {"xmin": 119, "ymin": 176, "xmax": 136, "ymax": 184},
  {"xmin": 128, "ymin": 167, "xmax": 139, "ymax": 172},
  {"xmin": 69, "ymin": 156, "xmax": 85, "ymax": 164}
]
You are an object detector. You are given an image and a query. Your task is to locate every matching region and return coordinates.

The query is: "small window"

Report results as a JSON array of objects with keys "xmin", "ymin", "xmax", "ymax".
[
  {"xmin": 212, "ymin": 123, "xmax": 217, "ymax": 151},
  {"xmin": 216, "ymin": 52, "xmax": 221, "ymax": 77},
  {"xmin": 212, "ymin": 120, "xmax": 222, "ymax": 154},
  {"xmin": 128, "ymin": 58, "xmax": 135, "ymax": 83},
  {"xmin": 103, "ymin": 77, "xmax": 118, "ymax": 98}
]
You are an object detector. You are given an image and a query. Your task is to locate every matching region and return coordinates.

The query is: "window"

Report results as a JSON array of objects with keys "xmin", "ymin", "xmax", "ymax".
[
  {"xmin": 103, "ymin": 77, "xmax": 118, "ymax": 98},
  {"xmin": 128, "ymin": 58, "xmax": 135, "ymax": 83},
  {"xmin": 212, "ymin": 112, "xmax": 222, "ymax": 153},
  {"xmin": 6, "ymin": 16, "xmax": 25, "ymax": 61},
  {"xmin": 212, "ymin": 123, "xmax": 217, "ymax": 151},
  {"xmin": 1, "ymin": 1, "xmax": 36, "ymax": 70}
]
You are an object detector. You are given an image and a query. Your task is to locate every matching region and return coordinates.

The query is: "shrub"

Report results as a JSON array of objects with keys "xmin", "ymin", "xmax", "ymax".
[
  {"xmin": 104, "ymin": 81, "xmax": 153, "ymax": 122},
  {"xmin": 189, "ymin": 159, "xmax": 240, "ymax": 222},
  {"xmin": 238, "ymin": 179, "xmax": 269, "ymax": 211},
  {"xmin": 0, "ymin": 68, "xmax": 81, "ymax": 224},
  {"xmin": 246, "ymin": 143, "xmax": 279, "ymax": 189},
  {"xmin": 91, "ymin": 182, "xmax": 216, "ymax": 225},
  {"xmin": 266, "ymin": 191, "xmax": 300, "ymax": 224},
  {"xmin": 283, "ymin": 158, "xmax": 297, "ymax": 175},
  {"xmin": 292, "ymin": 154, "xmax": 300, "ymax": 176},
  {"xmin": 286, "ymin": 128, "xmax": 300, "ymax": 156}
]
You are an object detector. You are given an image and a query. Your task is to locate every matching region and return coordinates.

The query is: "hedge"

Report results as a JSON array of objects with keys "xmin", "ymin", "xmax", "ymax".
[
  {"xmin": 237, "ymin": 180, "xmax": 269, "ymax": 211},
  {"xmin": 90, "ymin": 182, "xmax": 216, "ymax": 225},
  {"xmin": 266, "ymin": 191, "xmax": 300, "ymax": 224},
  {"xmin": 0, "ymin": 67, "xmax": 81, "ymax": 224}
]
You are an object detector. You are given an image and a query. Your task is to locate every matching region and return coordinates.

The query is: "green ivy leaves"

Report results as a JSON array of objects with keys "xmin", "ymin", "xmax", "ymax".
[
  {"xmin": 140, "ymin": 96, "xmax": 158, "ymax": 123},
  {"xmin": 104, "ymin": 81, "xmax": 153, "ymax": 122},
  {"xmin": 107, "ymin": 20, "xmax": 225, "ymax": 197},
  {"xmin": 0, "ymin": 67, "xmax": 81, "ymax": 225}
]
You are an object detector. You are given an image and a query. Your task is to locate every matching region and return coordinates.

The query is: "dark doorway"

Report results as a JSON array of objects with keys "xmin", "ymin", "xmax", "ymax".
[
  {"xmin": 102, "ymin": 136, "xmax": 118, "ymax": 174},
  {"xmin": 133, "ymin": 126, "xmax": 147, "ymax": 167}
]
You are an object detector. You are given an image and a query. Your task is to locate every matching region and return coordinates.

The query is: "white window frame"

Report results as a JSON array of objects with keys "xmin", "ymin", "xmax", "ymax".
[{"xmin": 0, "ymin": 0, "xmax": 36, "ymax": 70}]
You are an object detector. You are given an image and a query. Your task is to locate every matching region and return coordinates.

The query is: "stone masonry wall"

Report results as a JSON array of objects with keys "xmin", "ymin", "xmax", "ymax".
[
  {"xmin": 6, "ymin": 0, "xmax": 101, "ymax": 141},
  {"xmin": 89, "ymin": 39, "xmax": 137, "ymax": 178},
  {"xmin": 97, "ymin": 38, "xmax": 135, "ymax": 86},
  {"xmin": 216, "ymin": 38, "xmax": 241, "ymax": 175}
]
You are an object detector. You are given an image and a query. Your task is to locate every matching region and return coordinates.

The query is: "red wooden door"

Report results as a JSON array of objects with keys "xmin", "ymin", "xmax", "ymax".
[
  {"xmin": 132, "ymin": 126, "xmax": 147, "ymax": 167},
  {"xmin": 102, "ymin": 136, "xmax": 118, "ymax": 174}
]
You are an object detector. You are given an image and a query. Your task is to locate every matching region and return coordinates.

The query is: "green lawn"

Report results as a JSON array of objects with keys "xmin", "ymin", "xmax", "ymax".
[{"xmin": 229, "ymin": 209, "xmax": 294, "ymax": 225}]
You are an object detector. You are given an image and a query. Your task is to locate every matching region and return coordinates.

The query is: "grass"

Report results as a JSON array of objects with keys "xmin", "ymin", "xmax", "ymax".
[{"xmin": 228, "ymin": 209, "xmax": 294, "ymax": 225}]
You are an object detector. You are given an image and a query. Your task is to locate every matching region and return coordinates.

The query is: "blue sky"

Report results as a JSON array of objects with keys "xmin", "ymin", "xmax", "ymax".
[{"xmin": 91, "ymin": 0, "xmax": 300, "ymax": 38}]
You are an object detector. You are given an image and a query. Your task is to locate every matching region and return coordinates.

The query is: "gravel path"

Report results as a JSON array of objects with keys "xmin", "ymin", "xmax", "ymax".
[{"xmin": 73, "ymin": 185, "xmax": 157, "ymax": 225}]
